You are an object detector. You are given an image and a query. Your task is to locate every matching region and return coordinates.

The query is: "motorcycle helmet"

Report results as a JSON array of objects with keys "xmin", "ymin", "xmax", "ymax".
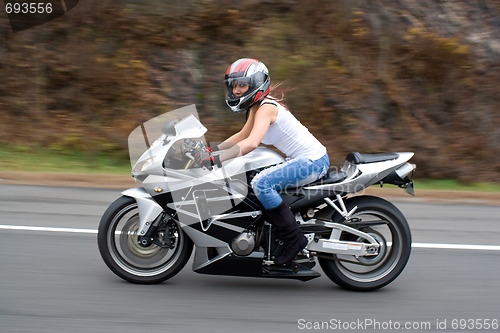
[{"xmin": 224, "ymin": 58, "xmax": 271, "ymax": 113}]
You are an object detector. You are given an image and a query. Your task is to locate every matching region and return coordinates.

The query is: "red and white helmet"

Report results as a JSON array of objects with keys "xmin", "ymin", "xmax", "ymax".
[{"xmin": 224, "ymin": 58, "xmax": 271, "ymax": 113}]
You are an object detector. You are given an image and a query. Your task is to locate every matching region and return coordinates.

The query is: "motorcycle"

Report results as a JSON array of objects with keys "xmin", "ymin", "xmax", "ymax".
[{"xmin": 97, "ymin": 105, "xmax": 416, "ymax": 291}]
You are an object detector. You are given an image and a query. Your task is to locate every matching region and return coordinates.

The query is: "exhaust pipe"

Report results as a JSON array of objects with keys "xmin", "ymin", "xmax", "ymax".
[{"xmin": 381, "ymin": 163, "xmax": 416, "ymax": 195}]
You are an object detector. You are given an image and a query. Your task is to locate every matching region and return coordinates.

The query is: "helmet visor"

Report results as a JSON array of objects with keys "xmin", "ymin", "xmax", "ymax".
[
  {"xmin": 225, "ymin": 77, "xmax": 252, "ymax": 88},
  {"xmin": 225, "ymin": 77, "xmax": 254, "ymax": 99}
]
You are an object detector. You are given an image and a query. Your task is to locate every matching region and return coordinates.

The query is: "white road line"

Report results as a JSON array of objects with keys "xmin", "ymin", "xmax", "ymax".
[
  {"xmin": 0, "ymin": 225, "xmax": 97, "ymax": 234},
  {"xmin": 412, "ymin": 242, "xmax": 500, "ymax": 251},
  {"xmin": 1, "ymin": 224, "xmax": 500, "ymax": 251}
]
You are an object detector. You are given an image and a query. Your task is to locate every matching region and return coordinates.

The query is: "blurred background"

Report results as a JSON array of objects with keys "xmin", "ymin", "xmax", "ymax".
[{"xmin": 1, "ymin": 0, "xmax": 500, "ymax": 183}]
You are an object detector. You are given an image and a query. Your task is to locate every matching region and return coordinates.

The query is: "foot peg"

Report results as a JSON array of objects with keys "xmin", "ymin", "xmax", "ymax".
[{"xmin": 261, "ymin": 262, "xmax": 321, "ymax": 282}]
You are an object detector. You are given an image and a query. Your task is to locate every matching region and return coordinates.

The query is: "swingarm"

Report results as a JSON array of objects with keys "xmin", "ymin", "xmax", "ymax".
[{"xmin": 305, "ymin": 221, "xmax": 380, "ymax": 257}]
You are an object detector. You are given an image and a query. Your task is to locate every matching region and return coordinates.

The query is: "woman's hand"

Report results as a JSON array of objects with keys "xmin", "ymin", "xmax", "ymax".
[{"xmin": 194, "ymin": 148, "xmax": 221, "ymax": 170}]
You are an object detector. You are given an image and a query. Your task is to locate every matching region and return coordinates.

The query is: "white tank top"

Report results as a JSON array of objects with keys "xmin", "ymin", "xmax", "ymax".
[{"xmin": 260, "ymin": 100, "xmax": 326, "ymax": 160}]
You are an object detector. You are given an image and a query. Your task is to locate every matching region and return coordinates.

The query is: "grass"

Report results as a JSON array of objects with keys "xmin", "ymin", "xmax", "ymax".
[
  {"xmin": 1, "ymin": 145, "xmax": 499, "ymax": 192},
  {"xmin": 0, "ymin": 145, "xmax": 131, "ymax": 175},
  {"xmin": 413, "ymin": 179, "xmax": 500, "ymax": 192}
]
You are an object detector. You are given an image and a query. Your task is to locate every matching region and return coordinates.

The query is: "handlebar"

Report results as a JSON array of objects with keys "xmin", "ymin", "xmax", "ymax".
[{"xmin": 184, "ymin": 143, "xmax": 213, "ymax": 171}]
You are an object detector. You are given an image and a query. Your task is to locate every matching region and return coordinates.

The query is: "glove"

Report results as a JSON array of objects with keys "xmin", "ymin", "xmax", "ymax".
[{"xmin": 194, "ymin": 148, "xmax": 221, "ymax": 170}]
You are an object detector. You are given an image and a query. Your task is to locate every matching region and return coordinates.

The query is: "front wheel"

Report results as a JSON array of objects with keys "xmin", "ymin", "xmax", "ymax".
[
  {"xmin": 318, "ymin": 196, "xmax": 411, "ymax": 291},
  {"xmin": 98, "ymin": 196, "xmax": 193, "ymax": 284}
]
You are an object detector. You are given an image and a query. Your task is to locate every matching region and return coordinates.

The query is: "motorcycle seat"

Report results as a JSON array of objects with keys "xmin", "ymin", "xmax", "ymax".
[
  {"xmin": 346, "ymin": 152, "xmax": 398, "ymax": 164},
  {"xmin": 308, "ymin": 170, "xmax": 347, "ymax": 186}
]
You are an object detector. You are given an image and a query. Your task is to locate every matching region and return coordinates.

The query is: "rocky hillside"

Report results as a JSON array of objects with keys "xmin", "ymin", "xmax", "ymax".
[{"xmin": 1, "ymin": 0, "xmax": 499, "ymax": 182}]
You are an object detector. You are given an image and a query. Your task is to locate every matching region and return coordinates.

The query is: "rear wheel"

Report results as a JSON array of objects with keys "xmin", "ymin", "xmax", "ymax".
[
  {"xmin": 98, "ymin": 196, "xmax": 193, "ymax": 284},
  {"xmin": 318, "ymin": 196, "xmax": 411, "ymax": 291}
]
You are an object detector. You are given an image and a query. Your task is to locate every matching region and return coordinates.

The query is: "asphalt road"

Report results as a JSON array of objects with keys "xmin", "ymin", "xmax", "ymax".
[{"xmin": 1, "ymin": 184, "xmax": 499, "ymax": 333}]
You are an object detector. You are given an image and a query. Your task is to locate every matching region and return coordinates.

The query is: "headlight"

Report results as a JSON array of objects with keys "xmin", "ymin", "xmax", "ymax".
[{"xmin": 132, "ymin": 157, "xmax": 154, "ymax": 173}]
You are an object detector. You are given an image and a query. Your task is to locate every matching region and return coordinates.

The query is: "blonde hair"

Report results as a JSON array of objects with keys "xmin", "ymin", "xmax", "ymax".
[{"xmin": 266, "ymin": 82, "xmax": 292, "ymax": 108}]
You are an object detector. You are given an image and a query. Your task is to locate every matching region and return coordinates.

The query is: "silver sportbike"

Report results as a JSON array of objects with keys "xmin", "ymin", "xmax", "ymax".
[{"xmin": 98, "ymin": 106, "xmax": 416, "ymax": 291}]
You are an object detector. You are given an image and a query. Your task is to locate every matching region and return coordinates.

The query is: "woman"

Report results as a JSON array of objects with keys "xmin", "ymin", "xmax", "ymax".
[{"xmin": 195, "ymin": 58, "xmax": 330, "ymax": 265}]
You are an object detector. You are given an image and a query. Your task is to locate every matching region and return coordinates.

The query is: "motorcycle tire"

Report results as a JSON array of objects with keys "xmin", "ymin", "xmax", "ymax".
[
  {"xmin": 318, "ymin": 195, "xmax": 411, "ymax": 291},
  {"xmin": 98, "ymin": 195, "xmax": 193, "ymax": 284}
]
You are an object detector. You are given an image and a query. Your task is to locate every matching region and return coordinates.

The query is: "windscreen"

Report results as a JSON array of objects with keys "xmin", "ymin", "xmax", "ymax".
[{"xmin": 127, "ymin": 104, "xmax": 201, "ymax": 168}]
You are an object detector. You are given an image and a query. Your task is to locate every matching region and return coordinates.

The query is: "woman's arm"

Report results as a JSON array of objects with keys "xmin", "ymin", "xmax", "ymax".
[{"xmin": 218, "ymin": 104, "xmax": 276, "ymax": 162}]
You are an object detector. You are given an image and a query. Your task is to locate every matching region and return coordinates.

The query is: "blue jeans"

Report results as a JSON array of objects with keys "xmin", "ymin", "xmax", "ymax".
[{"xmin": 250, "ymin": 153, "xmax": 330, "ymax": 209}]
